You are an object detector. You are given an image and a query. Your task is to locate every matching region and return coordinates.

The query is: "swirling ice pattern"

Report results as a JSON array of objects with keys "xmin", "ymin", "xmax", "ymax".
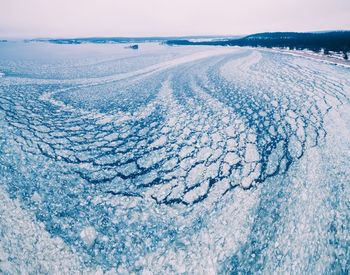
[{"xmin": 0, "ymin": 45, "xmax": 349, "ymax": 274}]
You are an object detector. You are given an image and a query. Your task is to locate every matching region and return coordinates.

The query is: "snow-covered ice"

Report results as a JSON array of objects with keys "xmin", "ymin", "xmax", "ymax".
[{"xmin": 0, "ymin": 42, "xmax": 349, "ymax": 274}]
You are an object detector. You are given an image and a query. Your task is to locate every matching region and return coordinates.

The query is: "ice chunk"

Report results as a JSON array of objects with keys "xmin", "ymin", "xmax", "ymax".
[
  {"xmin": 224, "ymin": 152, "xmax": 240, "ymax": 165},
  {"xmin": 186, "ymin": 163, "xmax": 205, "ymax": 188},
  {"xmin": 150, "ymin": 135, "xmax": 167, "ymax": 148},
  {"xmin": 80, "ymin": 226, "xmax": 97, "ymax": 247},
  {"xmin": 245, "ymin": 144, "xmax": 260, "ymax": 162}
]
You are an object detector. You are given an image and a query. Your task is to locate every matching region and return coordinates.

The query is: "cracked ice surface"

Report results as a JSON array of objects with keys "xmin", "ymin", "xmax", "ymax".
[{"xmin": 0, "ymin": 42, "xmax": 350, "ymax": 274}]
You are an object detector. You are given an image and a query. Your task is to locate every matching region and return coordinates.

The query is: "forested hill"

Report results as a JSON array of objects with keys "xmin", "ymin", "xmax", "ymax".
[{"xmin": 166, "ymin": 31, "xmax": 350, "ymax": 58}]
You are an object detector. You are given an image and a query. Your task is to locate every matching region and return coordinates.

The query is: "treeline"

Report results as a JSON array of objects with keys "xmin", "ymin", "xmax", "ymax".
[{"xmin": 166, "ymin": 31, "xmax": 350, "ymax": 60}]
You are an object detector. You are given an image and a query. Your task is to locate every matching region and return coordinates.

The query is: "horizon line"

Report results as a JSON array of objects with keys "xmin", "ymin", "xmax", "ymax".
[{"xmin": 1, "ymin": 29, "xmax": 350, "ymax": 41}]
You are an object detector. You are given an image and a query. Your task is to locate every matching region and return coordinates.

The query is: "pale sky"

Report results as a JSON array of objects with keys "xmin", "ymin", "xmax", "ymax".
[{"xmin": 1, "ymin": 0, "xmax": 349, "ymax": 38}]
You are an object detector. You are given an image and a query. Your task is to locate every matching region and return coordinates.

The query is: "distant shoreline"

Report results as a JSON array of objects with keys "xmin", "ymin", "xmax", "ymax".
[
  {"xmin": 261, "ymin": 48, "xmax": 350, "ymax": 68},
  {"xmin": 166, "ymin": 31, "xmax": 350, "ymax": 62},
  {"xmin": 7, "ymin": 32, "xmax": 350, "ymax": 67}
]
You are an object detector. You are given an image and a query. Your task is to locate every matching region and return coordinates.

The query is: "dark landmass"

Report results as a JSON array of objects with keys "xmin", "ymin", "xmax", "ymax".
[
  {"xmin": 126, "ymin": 44, "xmax": 139, "ymax": 50},
  {"xmin": 0, "ymin": 40, "xmax": 7, "ymax": 43},
  {"xmin": 166, "ymin": 31, "xmax": 350, "ymax": 59}
]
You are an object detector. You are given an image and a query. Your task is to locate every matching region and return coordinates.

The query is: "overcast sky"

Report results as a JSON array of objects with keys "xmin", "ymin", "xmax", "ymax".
[{"xmin": 1, "ymin": 0, "xmax": 349, "ymax": 38}]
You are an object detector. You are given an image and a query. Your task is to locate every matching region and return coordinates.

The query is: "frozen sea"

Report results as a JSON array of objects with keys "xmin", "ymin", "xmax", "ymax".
[{"xmin": 0, "ymin": 42, "xmax": 349, "ymax": 274}]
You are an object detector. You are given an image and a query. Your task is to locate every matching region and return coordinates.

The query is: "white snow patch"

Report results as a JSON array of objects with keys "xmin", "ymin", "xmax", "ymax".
[
  {"xmin": 80, "ymin": 226, "xmax": 97, "ymax": 247},
  {"xmin": 245, "ymin": 143, "xmax": 260, "ymax": 162}
]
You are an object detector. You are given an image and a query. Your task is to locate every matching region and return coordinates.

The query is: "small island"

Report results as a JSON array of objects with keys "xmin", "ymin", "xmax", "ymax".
[{"xmin": 127, "ymin": 44, "xmax": 139, "ymax": 50}]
